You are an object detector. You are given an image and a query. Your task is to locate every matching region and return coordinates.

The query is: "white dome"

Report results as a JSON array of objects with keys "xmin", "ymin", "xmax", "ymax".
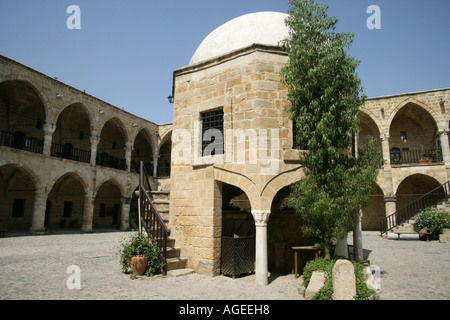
[{"xmin": 189, "ymin": 11, "xmax": 289, "ymax": 66}]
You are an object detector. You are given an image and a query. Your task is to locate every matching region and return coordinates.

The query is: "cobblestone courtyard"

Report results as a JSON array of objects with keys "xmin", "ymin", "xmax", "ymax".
[{"xmin": 0, "ymin": 230, "xmax": 448, "ymax": 300}]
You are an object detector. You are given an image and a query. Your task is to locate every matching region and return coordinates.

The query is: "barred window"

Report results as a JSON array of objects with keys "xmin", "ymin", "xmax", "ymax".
[
  {"xmin": 201, "ymin": 108, "xmax": 224, "ymax": 156},
  {"xmin": 12, "ymin": 198, "xmax": 25, "ymax": 218},
  {"xmin": 293, "ymin": 119, "xmax": 299, "ymax": 149}
]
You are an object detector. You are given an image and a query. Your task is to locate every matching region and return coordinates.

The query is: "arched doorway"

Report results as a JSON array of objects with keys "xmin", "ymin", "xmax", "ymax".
[
  {"xmin": 47, "ymin": 173, "xmax": 86, "ymax": 230},
  {"xmin": 269, "ymin": 185, "xmax": 309, "ymax": 273},
  {"xmin": 389, "ymin": 103, "xmax": 441, "ymax": 164},
  {"xmin": 362, "ymin": 183, "xmax": 385, "ymax": 230},
  {"xmin": 0, "ymin": 164, "xmax": 37, "ymax": 231},
  {"xmin": 131, "ymin": 129, "xmax": 154, "ymax": 174},
  {"xmin": 96, "ymin": 118, "xmax": 127, "ymax": 170},
  {"xmin": 94, "ymin": 180, "xmax": 123, "ymax": 229},
  {"xmin": 0, "ymin": 80, "xmax": 46, "ymax": 154},
  {"xmin": 396, "ymin": 174, "xmax": 442, "ymax": 210},
  {"xmin": 52, "ymin": 103, "xmax": 91, "ymax": 163}
]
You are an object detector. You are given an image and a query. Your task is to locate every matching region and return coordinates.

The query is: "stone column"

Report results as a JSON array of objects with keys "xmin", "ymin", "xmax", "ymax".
[
  {"xmin": 381, "ymin": 134, "xmax": 391, "ymax": 166},
  {"xmin": 121, "ymin": 197, "xmax": 130, "ymax": 231},
  {"xmin": 438, "ymin": 131, "xmax": 450, "ymax": 179},
  {"xmin": 30, "ymin": 190, "xmax": 47, "ymax": 235},
  {"xmin": 42, "ymin": 123, "xmax": 56, "ymax": 157},
  {"xmin": 90, "ymin": 131, "xmax": 98, "ymax": 165},
  {"xmin": 125, "ymin": 142, "xmax": 132, "ymax": 173},
  {"xmin": 384, "ymin": 196, "xmax": 397, "ymax": 229},
  {"xmin": 152, "ymin": 153, "xmax": 159, "ymax": 178},
  {"xmin": 353, "ymin": 210, "xmax": 363, "ymax": 260},
  {"xmin": 251, "ymin": 210, "xmax": 271, "ymax": 286},
  {"xmin": 82, "ymin": 191, "xmax": 94, "ymax": 232}
]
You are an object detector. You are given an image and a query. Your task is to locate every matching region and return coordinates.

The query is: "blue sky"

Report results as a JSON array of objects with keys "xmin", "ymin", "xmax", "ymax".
[{"xmin": 0, "ymin": 0, "xmax": 449, "ymax": 125}]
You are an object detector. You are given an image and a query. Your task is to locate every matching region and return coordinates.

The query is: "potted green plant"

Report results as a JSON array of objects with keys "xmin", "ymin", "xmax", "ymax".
[{"xmin": 117, "ymin": 233, "xmax": 164, "ymax": 278}]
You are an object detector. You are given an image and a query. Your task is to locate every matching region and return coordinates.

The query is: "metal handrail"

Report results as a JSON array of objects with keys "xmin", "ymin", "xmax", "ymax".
[
  {"xmin": 380, "ymin": 180, "xmax": 450, "ymax": 235},
  {"xmin": 139, "ymin": 161, "xmax": 169, "ymax": 275}
]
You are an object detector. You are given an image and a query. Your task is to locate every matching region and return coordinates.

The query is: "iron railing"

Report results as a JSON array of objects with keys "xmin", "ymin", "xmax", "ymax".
[
  {"xmin": 0, "ymin": 130, "xmax": 44, "ymax": 154},
  {"xmin": 51, "ymin": 142, "xmax": 91, "ymax": 164},
  {"xmin": 390, "ymin": 149, "xmax": 443, "ymax": 165},
  {"xmin": 380, "ymin": 180, "xmax": 450, "ymax": 235},
  {"xmin": 139, "ymin": 161, "xmax": 169, "ymax": 275},
  {"xmin": 96, "ymin": 153, "xmax": 127, "ymax": 171}
]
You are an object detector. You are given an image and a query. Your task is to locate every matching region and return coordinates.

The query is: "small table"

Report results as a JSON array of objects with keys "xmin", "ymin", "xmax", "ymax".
[{"xmin": 292, "ymin": 246, "xmax": 319, "ymax": 278}]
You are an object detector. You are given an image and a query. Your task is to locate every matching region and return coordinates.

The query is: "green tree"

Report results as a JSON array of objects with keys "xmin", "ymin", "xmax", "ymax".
[{"xmin": 280, "ymin": 0, "xmax": 380, "ymax": 259}]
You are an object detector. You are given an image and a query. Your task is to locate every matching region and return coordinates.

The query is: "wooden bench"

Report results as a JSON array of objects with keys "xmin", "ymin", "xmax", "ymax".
[
  {"xmin": 0, "ymin": 224, "xmax": 7, "ymax": 238},
  {"xmin": 347, "ymin": 245, "xmax": 370, "ymax": 266}
]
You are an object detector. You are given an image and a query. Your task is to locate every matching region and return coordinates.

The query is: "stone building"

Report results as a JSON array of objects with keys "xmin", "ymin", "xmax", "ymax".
[
  {"xmin": 1, "ymin": 11, "xmax": 449, "ymax": 286},
  {"xmin": 0, "ymin": 55, "xmax": 173, "ymax": 234}
]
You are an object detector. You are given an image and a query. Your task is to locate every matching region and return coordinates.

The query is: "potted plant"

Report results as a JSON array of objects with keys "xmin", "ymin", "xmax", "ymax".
[{"xmin": 117, "ymin": 233, "xmax": 164, "ymax": 278}]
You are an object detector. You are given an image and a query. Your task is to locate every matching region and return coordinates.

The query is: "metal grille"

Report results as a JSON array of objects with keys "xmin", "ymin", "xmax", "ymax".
[
  {"xmin": 201, "ymin": 108, "xmax": 224, "ymax": 156},
  {"xmin": 221, "ymin": 236, "xmax": 255, "ymax": 278}
]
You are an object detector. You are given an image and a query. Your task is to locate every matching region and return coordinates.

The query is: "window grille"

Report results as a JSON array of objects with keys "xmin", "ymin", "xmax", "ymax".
[{"xmin": 201, "ymin": 108, "xmax": 224, "ymax": 156}]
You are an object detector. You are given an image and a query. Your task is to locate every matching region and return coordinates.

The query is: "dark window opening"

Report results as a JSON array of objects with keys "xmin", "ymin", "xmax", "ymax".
[{"xmin": 201, "ymin": 108, "xmax": 224, "ymax": 156}]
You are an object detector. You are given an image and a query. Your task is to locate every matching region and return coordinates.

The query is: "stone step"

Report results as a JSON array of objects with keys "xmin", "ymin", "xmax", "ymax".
[{"xmin": 166, "ymin": 257, "xmax": 188, "ymax": 271}]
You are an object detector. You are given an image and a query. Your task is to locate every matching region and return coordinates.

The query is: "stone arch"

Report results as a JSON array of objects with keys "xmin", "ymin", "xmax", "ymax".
[
  {"xmin": 46, "ymin": 172, "xmax": 88, "ymax": 229},
  {"xmin": 388, "ymin": 100, "xmax": 440, "ymax": 164},
  {"xmin": 131, "ymin": 128, "xmax": 155, "ymax": 173},
  {"xmin": 0, "ymin": 80, "xmax": 48, "ymax": 153},
  {"xmin": 94, "ymin": 179, "xmax": 124, "ymax": 228},
  {"xmin": 157, "ymin": 131, "xmax": 172, "ymax": 177},
  {"xmin": 96, "ymin": 117, "xmax": 128, "ymax": 170},
  {"xmin": 358, "ymin": 110, "xmax": 382, "ymax": 150},
  {"xmin": 260, "ymin": 166, "xmax": 305, "ymax": 210},
  {"xmin": 0, "ymin": 78, "xmax": 50, "ymax": 122},
  {"xmin": 395, "ymin": 173, "xmax": 443, "ymax": 211},
  {"xmin": 52, "ymin": 103, "xmax": 92, "ymax": 163},
  {"xmin": 0, "ymin": 163, "xmax": 39, "ymax": 230},
  {"xmin": 214, "ymin": 168, "xmax": 259, "ymax": 209},
  {"xmin": 362, "ymin": 182, "xmax": 386, "ymax": 230},
  {"xmin": 387, "ymin": 98, "xmax": 441, "ymax": 131}
]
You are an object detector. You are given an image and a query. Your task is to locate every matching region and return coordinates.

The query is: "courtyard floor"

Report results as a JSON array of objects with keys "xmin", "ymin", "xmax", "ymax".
[{"xmin": 0, "ymin": 230, "xmax": 448, "ymax": 300}]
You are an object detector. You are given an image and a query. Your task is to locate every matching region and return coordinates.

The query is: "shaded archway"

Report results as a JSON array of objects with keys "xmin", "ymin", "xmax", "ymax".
[
  {"xmin": 96, "ymin": 118, "xmax": 127, "ymax": 170},
  {"xmin": 389, "ymin": 103, "xmax": 441, "ymax": 164},
  {"xmin": 221, "ymin": 182, "xmax": 254, "ymax": 237},
  {"xmin": 358, "ymin": 112, "xmax": 382, "ymax": 155},
  {"xmin": 47, "ymin": 173, "xmax": 86, "ymax": 229},
  {"xmin": 52, "ymin": 103, "xmax": 91, "ymax": 163},
  {"xmin": 0, "ymin": 164, "xmax": 37, "ymax": 230},
  {"xmin": 0, "ymin": 80, "xmax": 46, "ymax": 154},
  {"xmin": 268, "ymin": 185, "xmax": 310, "ymax": 273},
  {"xmin": 396, "ymin": 174, "xmax": 442, "ymax": 211},
  {"xmin": 131, "ymin": 129, "xmax": 154, "ymax": 174},
  {"xmin": 361, "ymin": 183, "xmax": 385, "ymax": 231},
  {"xmin": 158, "ymin": 136, "xmax": 171, "ymax": 177},
  {"xmin": 94, "ymin": 180, "xmax": 123, "ymax": 229}
]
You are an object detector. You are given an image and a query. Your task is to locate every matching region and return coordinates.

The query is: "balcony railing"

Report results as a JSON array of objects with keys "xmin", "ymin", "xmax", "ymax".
[
  {"xmin": 390, "ymin": 149, "xmax": 443, "ymax": 165},
  {"xmin": 0, "ymin": 130, "xmax": 44, "ymax": 154},
  {"xmin": 96, "ymin": 153, "xmax": 127, "ymax": 171},
  {"xmin": 51, "ymin": 143, "xmax": 91, "ymax": 164}
]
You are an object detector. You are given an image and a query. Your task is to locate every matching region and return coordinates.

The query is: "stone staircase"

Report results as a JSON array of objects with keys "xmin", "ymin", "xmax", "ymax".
[
  {"xmin": 390, "ymin": 198, "xmax": 450, "ymax": 236},
  {"xmin": 149, "ymin": 190, "xmax": 193, "ymax": 276}
]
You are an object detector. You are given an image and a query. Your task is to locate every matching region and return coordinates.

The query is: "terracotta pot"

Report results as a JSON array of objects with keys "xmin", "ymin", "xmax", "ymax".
[
  {"xmin": 128, "ymin": 255, "xmax": 148, "ymax": 275},
  {"xmin": 419, "ymin": 228, "xmax": 431, "ymax": 241}
]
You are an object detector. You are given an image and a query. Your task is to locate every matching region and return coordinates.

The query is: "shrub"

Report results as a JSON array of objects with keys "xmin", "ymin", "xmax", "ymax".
[
  {"xmin": 117, "ymin": 233, "xmax": 164, "ymax": 278},
  {"xmin": 301, "ymin": 257, "xmax": 375, "ymax": 300},
  {"xmin": 414, "ymin": 208, "xmax": 450, "ymax": 236}
]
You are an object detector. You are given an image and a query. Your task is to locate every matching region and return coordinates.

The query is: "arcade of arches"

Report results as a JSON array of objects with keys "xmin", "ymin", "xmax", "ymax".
[{"xmin": 0, "ymin": 56, "xmax": 172, "ymax": 233}]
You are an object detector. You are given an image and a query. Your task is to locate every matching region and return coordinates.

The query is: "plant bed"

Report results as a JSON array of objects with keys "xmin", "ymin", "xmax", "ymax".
[{"xmin": 117, "ymin": 233, "xmax": 164, "ymax": 279}]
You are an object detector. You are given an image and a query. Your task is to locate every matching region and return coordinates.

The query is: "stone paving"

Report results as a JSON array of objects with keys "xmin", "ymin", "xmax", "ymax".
[{"xmin": 0, "ymin": 230, "xmax": 448, "ymax": 300}]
